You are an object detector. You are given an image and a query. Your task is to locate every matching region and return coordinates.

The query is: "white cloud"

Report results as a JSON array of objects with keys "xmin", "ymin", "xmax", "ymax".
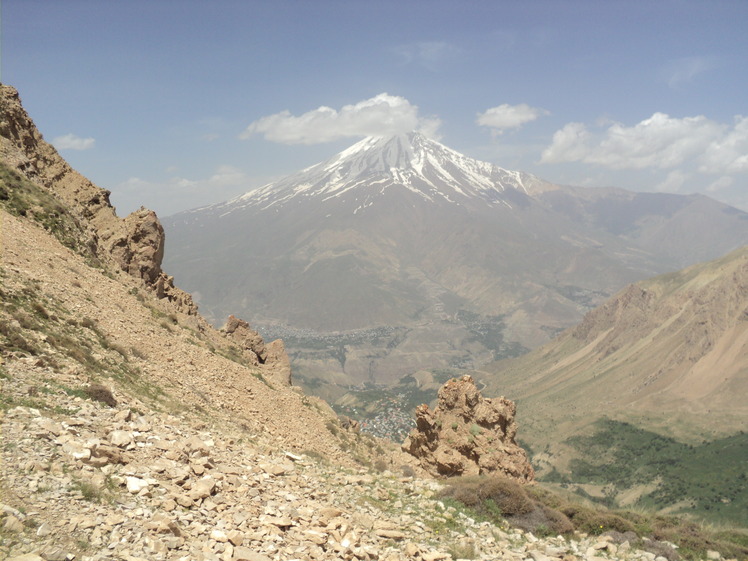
[
  {"xmin": 477, "ymin": 103, "xmax": 549, "ymax": 135},
  {"xmin": 207, "ymin": 165, "xmax": 246, "ymax": 185},
  {"xmin": 240, "ymin": 93, "xmax": 441, "ymax": 145},
  {"xmin": 540, "ymin": 112, "xmax": 745, "ymax": 173},
  {"xmin": 52, "ymin": 133, "xmax": 96, "ymax": 151},
  {"xmin": 699, "ymin": 116, "xmax": 748, "ymax": 174},
  {"xmin": 541, "ymin": 122, "xmax": 591, "ymax": 163},
  {"xmin": 113, "ymin": 166, "xmax": 251, "ymax": 216}
]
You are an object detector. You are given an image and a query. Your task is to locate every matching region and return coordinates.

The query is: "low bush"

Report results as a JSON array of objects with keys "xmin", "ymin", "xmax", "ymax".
[
  {"xmin": 441, "ymin": 475, "xmax": 534, "ymax": 515},
  {"xmin": 440, "ymin": 475, "xmax": 575, "ymax": 536},
  {"xmin": 85, "ymin": 384, "xmax": 117, "ymax": 407}
]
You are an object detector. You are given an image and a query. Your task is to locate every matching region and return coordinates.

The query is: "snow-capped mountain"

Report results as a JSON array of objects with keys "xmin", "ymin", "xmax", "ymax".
[
  {"xmin": 204, "ymin": 132, "xmax": 555, "ymax": 215},
  {"xmin": 164, "ymin": 132, "xmax": 748, "ymax": 391}
]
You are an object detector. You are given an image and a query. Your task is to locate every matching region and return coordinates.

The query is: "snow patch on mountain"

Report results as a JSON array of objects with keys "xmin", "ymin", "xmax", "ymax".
[{"xmin": 207, "ymin": 132, "xmax": 555, "ymax": 216}]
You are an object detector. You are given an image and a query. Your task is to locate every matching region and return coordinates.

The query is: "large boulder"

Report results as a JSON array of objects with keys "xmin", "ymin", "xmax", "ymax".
[{"xmin": 402, "ymin": 375, "xmax": 534, "ymax": 482}]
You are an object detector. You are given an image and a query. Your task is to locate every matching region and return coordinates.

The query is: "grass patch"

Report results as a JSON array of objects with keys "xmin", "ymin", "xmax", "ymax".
[
  {"xmin": 554, "ymin": 418, "xmax": 748, "ymax": 523},
  {"xmin": 70, "ymin": 479, "xmax": 108, "ymax": 503}
]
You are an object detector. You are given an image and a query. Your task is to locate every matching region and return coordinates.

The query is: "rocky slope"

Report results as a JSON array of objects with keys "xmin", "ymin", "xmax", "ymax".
[{"xmin": 4, "ymin": 365, "xmax": 713, "ymax": 561}]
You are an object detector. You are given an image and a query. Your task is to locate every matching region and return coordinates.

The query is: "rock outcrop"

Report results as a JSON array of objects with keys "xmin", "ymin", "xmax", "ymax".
[
  {"xmin": 223, "ymin": 315, "xmax": 292, "ymax": 385},
  {"xmin": 121, "ymin": 206, "xmax": 166, "ymax": 283},
  {"xmin": 402, "ymin": 376, "xmax": 534, "ymax": 481}
]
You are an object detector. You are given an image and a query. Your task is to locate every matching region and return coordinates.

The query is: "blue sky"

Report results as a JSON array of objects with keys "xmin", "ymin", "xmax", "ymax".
[{"xmin": 2, "ymin": 0, "xmax": 747, "ymax": 215}]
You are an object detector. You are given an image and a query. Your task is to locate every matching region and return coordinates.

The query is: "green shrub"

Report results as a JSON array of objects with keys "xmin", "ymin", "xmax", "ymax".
[{"xmin": 559, "ymin": 504, "xmax": 635, "ymax": 535}]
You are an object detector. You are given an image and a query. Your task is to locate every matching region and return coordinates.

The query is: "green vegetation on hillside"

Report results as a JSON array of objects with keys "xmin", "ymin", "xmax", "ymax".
[
  {"xmin": 545, "ymin": 419, "xmax": 748, "ymax": 523},
  {"xmin": 0, "ymin": 270, "xmax": 168, "ymax": 411},
  {"xmin": 455, "ymin": 309, "xmax": 528, "ymax": 361}
]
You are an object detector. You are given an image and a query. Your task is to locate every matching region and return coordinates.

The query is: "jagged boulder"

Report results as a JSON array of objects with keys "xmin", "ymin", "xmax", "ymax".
[
  {"xmin": 402, "ymin": 375, "xmax": 534, "ymax": 482},
  {"xmin": 223, "ymin": 315, "xmax": 267, "ymax": 363},
  {"xmin": 153, "ymin": 273, "xmax": 199, "ymax": 316},
  {"xmin": 122, "ymin": 207, "xmax": 165, "ymax": 283},
  {"xmin": 264, "ymin": 339, "xmax": 292, "ymax": 386},
  {"xmin": 222, "ymin": 315, "xmax": 292, "ymax": 385}
]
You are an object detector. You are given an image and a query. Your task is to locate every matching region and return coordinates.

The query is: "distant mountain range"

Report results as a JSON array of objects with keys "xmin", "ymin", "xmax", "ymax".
[{"xmin": 163, "ymin": 132, "xmax": 748, "ymax": 391}]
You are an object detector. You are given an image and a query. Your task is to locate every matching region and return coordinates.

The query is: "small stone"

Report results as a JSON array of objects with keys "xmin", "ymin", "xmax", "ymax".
[
  {"xmin": 175, "ymin": 494, "xmax": 194, "ymax": 508},
  {"xmin": 405, "ymin": 543, "xmax": 422, "ymax": 557},
  {"xmin": 233, "ymin": 546, "xmax": 271, "ymax": 561},
  {"xmin": 211, "ymin": 529, "xmax": 229, "ymax": 542},
  {"xmin": 39, "ymin": 546, "xmax": 68, "ymax": 561},
  {"xmin": 189, "ymin": 475, "xmax": 216, "ymax": 500},
  {"xmin": 36, "ymin": 521, "xmax": 53, "ymax": 536},
  {"xmin": 227, "ymin": 530, "xmax": 244, "ymax": 546},
  {"xmin": 4, "ymin": 515, "xmax": 24, "ymax": 532},
  {"xmin": 265, "ymin": 516, "xmax": 294, "ymax": 529},
  {"xmin": 109, "ymin": 430, "xmax": 133, "ymax": 448},
  {"xmin": 7, "ymin": 555, "xmax": 44, "ymax": 561},
  {"xmin": 164, "ymin": 536, "xmax": 183, "ymax": 549},
  {"xmin": 303, "ymin": 530, "xmax": 328, "ymax": 545},
  {"xmin": 318, "ymin": 507, "xmax": 343, "ymax": 525},
  {"xmin": 114, "ymin": 408, "xmax": 132, "ymax": 422},
  {"xmin": 161, "ymin": 498, "xmax": 177, "ymax": 512},
  {"xmin": 260, "ymin": 463, "xmax": 293, "ymax": 476},
  {"xmin": 284, "ymin": 451, "xmax": 303, "ymax": 462},
  {"xmin": 375, "ymin": 529, "xmax": 406, "ymax": 540},
  {"xmin": 126, "ymin": 476, "xmax": 149, "ymax": 494},
  {"xmin": 62, "ymin": 442, "xmax": 91, "ymax": 461}
]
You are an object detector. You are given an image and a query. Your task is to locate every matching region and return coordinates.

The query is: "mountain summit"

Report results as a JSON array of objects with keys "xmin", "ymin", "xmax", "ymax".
[
  {"xmin": 207, "ymin": 132, "xmax": 554, "ymax": 215},
  {"xmin": 165, "ymin": 133, "xmax": 748, "ymax": 391}
]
